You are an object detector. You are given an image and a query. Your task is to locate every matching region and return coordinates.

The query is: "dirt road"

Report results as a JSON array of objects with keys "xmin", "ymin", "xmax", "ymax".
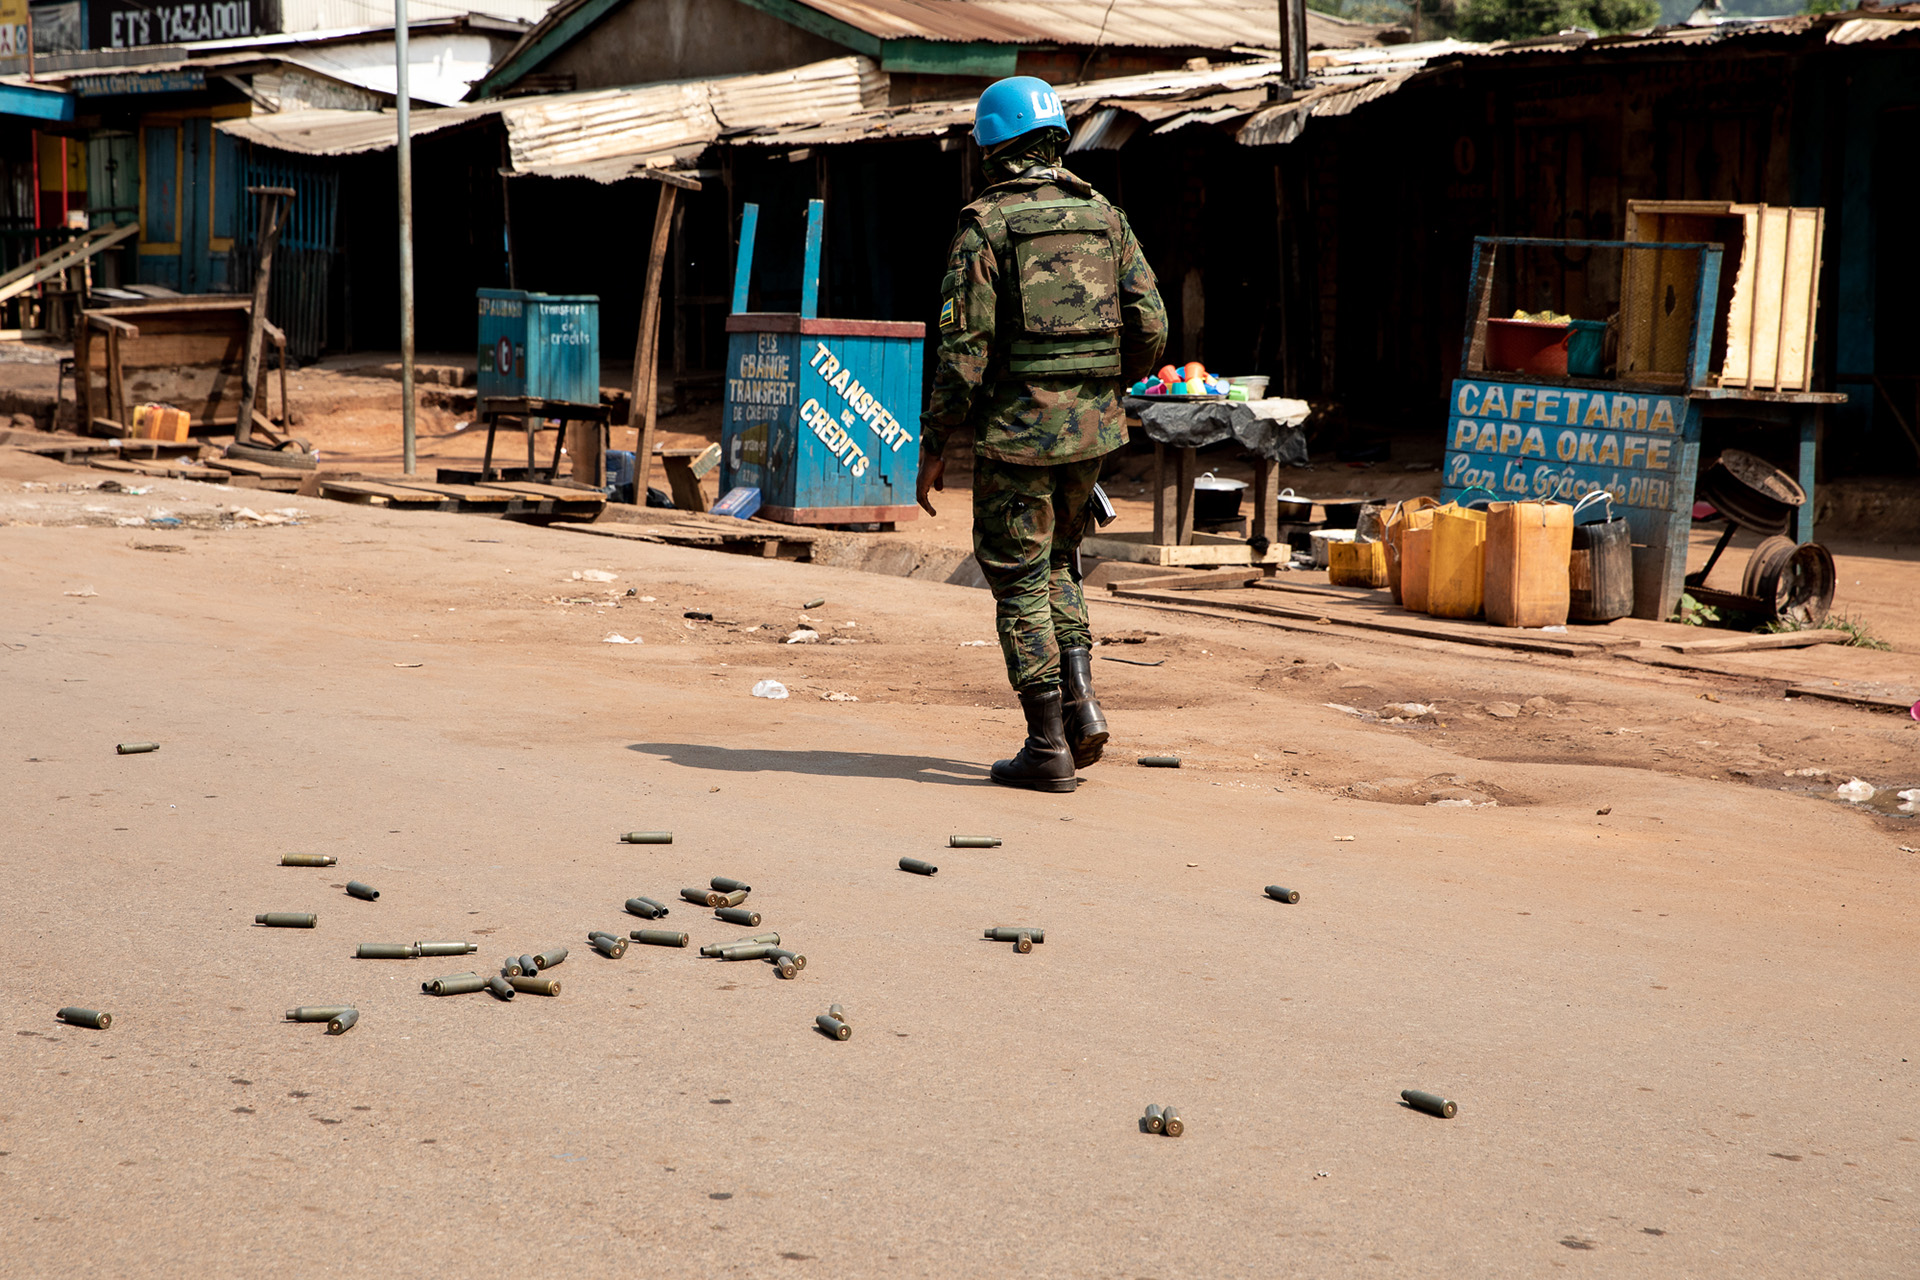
[{"xmin": 2, "ymin": 456, "xmax": 1915, "ymax": 1277}]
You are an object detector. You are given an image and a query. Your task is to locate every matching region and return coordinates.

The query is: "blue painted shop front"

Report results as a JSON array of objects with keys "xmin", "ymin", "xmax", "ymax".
[{"xmin": 720, "ymin": 316, "xmax": 923, "ymax": 525}]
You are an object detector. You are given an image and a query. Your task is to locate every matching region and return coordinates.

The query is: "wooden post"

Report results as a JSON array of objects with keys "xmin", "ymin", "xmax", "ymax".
[
  {"xmin": 1175, "ymin": 446, "xmax": 1197, "ymax": 546},
  {"xmin": 235, "ymin": 186, "xmax": 293, "ymax": 446},
  {"xmin": 1250, "ymin": 456, "xmax": 1280, "ymax": 551},
  {"xmin": 630, "ymin": 182, "xmax": 678, "ymax": 504},
  {"xmin": 1152, "ymin": 441, "xmax": 1172, "ymax": 544},
  {"xmin": 105, "ymin": 327, "xmax": 124, "ymax": 428}
]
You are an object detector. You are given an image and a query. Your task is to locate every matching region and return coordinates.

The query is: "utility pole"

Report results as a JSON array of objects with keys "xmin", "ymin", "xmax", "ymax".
[
  {"xmin": 1279, "ymin": 0, "xmax": 1309, "ymax": 87},
  {"xmin": 396, "ymin": 0, "xmax": 417, "ymax": 475}
]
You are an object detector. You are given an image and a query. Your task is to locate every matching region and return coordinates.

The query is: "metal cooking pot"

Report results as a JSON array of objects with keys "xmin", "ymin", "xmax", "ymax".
[
  {"xmin": 1193, "ymin": 471, "xmax": 1248, "ymax": 524},
  {"xmin": 1273, "ymin": 486, "xmax": 1312, "ymax": 523}
]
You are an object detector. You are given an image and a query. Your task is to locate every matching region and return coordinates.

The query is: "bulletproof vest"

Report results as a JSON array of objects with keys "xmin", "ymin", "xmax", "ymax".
[{"xmin": 976, "ymin": 189, "xmax": 1124, "ymax": 379}]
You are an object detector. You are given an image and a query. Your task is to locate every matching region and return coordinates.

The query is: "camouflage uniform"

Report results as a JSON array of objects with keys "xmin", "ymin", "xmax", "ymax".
[{"xmin": 922, "ymin": 137, "xmax": 1167, "ymax": 690}]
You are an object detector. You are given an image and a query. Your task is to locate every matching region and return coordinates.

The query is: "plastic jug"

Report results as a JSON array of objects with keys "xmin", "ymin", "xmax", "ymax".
[
  {"xmin": 1383, "ymin": 497, "xmax": 1439, "ymax": 605},
  {"xmin": 1401, "ymin": 524, "xmax": 1435, "ymax": 612},
  {"xmin": 1329, "ymin": 539, "xmax": 1388, "ymax": 588},
  {"xmin": 1484, "ymin": 500, "xmax": 1575, "ymax": 627},
  {"xmin": 1428, "ymin": 504, "xmax": 1488, "ymax": 618}
]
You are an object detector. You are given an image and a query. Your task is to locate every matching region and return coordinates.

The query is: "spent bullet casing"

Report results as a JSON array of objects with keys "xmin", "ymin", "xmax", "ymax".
[
  {"xmin": 827, "ymin": 1003, "xmax": 848, "ymax": 1026},
  {"xmin": 682, "ymin": 887, "xmax": 725, "ymax": 908},
  {"xmin": 286, "ymin": 1006, "xmax": 352, "ymax": 1022},
  {"xmin": 716, "ymin": 907, "xmax": 761, "ymax": 927},
  {"xmin": 589, "ymin": 935, "xmax": 627, "ymax": 959},
  {"xmin": 816, "ymin": 1014, "xmax": 851, "ymax": 1040},
  {"xmin": 256, "ymin": 912, "xmax": 316, "ymax": 928},
  {"xmin": 517, "ymin": 954, "xmax": 540, "ymax": 975},
  {"xmin": 345, "ymin": 880, "xmax": 379, "ymax": 901},
  {"xmin": 415, "ymin": 942, "xmax": 477, "ymax": 957},
  {"xmin": 899, "ymin": 857, "xmax": 938, "ymax": 875},
  {"xmin": 1138, "ymin": 755, "xmax": 1182, "ymax": 768},
  {"xmin": 533, "ymin": 947, "xmax": 568, "ymax": 970},
  {"xmin": 767, "ymin": 948, "xmax": 805, "ymax": 970},
  {"xmin": 1143, "ymin": 1104, "xmax": 1164, "ymax": 1134},
  {"xmin": 719, "ymin": 944, "xmax": 776, "ymax": 960},
  {"xmin": 700, "ymin": 933, "xmax": 779, "ymax": 956},
  {"xmin": 985, "ymin": 927, "xmax": 1045, "ymax": 944},
  {"xmin": 423, "ymin": 972, "xmax": 486, "ymax": 996},
  {"xmin": 281, "ymin": 854, "xmax": 336, "ymax": 867},
  {"xmin": 500, "ymin": 957, "xmax": 522, "ymax": 977},
  {"xmin": 1265, "ymin": 886, "xmax": 1301, "ymax": 904},
  {"xmin": 1161, "ymin": 1106, "xmax": 1184, "ymax": 1137},
  {"xmin": 57, "ymin": 1007, "xmax": 111, "ymax": 1030},
  {"xmin": 486, "ymin": 975, "xmax": 515, "ymax": 1001},
  {"xmin": 356, "ymin": 943, "xmax": 419, "ymax": 959},
  {"xmin": 949, "ymin": 835, "xmax": 1001, "ymax": 848},
  {"xmin": 1402, "ymin": 1089, "xmax": 1457, "ymax": 1119},
  {"xmin": 625, "ymin": 897, "xmax": 669, "ymax": 919},
  {"xmin": 769, "ymin": 955, "xmax": 797, "ymax": 979},
  {"xmin": 508, "ymin": 975, "xmax": 561, "ymax": 996},
  {"xmin": 802, "ymin": 597, "xmax": 826, "ymax": 610},
  {"xmin": 327, "ymin": 1009, "xmax": 358, "ymax": 1034},
  {"xmin": 621, "ymin": 831, "xmax": 673, "ymax": 844},
  {"xmin": 718, "ymin": 888, "xmax": 750, "ymax": 908},
  {"xmin": 631, "ymin": 929, "xmax": 689, "ymax": 947},
  {"xmin": 1013, "ymin": 931, "xmax": 1034, "ymax": 953},
  {"xmin": 116, "ymin": 742, "xmax": 159, "ymax": 755},
  {"xmin": 710, "ymin": 877, "xmax": 751, "ymax": 893}
]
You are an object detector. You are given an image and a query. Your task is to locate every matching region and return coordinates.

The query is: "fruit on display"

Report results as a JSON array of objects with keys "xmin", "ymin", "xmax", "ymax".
[{"xmin": 1510, "ymin": 309, "xmax": 1573, "ymax": 325}]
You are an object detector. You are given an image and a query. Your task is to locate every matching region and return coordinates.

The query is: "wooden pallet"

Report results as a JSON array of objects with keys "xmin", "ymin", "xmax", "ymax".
[
  {"xmin": 1108, "ymin": 584, "xmax": 1641, "ymax": 657},
  {"xmin": 316, "ymin": 479, "xmax": 458, "ymax": 509},
  {"xmin": 88, "ymin": 455, "xmax": 229, "ymax": 482}
]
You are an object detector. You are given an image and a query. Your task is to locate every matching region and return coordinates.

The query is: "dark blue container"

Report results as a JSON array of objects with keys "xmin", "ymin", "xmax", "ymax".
[
  {"xmin": 476, "ymin": 288, "xmax": 600, "ymax": 404},
  {"xmin": 603, "ymin": 449, "xmax": 635, "ymax": 503}
]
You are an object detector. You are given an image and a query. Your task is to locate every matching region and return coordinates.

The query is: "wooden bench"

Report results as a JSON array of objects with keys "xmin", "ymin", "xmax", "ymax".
[{"xmin": 76, "ymin": 297, "xmax": 290, "ymax": 439}]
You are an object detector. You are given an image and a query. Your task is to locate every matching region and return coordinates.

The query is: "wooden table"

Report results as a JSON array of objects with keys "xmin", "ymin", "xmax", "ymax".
[{"xmin": 479, "ymin": 396, "xmax": 611, "ymax": 486}]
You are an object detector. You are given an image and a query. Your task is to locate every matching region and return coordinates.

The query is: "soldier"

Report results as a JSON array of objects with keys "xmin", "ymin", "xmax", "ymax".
[{"xmin": 918, "ymin": 76, "xmax": 1167, "ymax": 793}]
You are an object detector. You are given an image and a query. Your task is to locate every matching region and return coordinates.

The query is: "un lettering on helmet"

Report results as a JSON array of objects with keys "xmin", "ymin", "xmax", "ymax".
[{"xmin": 1030, "ymin": 89, "xmax": 1061, "ymax": 119}]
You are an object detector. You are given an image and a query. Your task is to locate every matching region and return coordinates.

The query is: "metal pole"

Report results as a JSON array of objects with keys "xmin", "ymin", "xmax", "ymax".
[
  {"xmin": 1279, "ymin": 0, "xmax": 1308, "ymax": 87},
  {"xmin": 396, "ymin": 0, "xmax": 416, "ymax": 475}
]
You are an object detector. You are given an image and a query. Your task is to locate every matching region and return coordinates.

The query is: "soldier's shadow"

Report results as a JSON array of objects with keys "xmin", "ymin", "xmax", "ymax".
[{"xmin": 627, "ymin": 743, "xmax": 992, "ymax": 786}]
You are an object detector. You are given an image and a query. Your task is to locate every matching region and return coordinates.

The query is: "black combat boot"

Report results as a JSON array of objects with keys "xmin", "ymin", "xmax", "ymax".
[
  {"xmin": 1059, "ymin": 646, "xmax": 1109, "ymax": 767},
  {"xmin": 990, "ymin": 685, "xmax": 1079, "ymax": 793}
]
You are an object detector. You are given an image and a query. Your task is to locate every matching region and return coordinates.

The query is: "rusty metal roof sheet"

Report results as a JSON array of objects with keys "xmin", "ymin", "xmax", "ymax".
[{"xmin": 217, "ymin": 55, "xmax": 888, "ymax": 178}]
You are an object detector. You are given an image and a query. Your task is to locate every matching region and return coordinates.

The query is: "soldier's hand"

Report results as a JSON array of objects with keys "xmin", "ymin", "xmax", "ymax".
[{"xmin": 917, "ymin": 456, "xmax": 945, "ymax": 516}]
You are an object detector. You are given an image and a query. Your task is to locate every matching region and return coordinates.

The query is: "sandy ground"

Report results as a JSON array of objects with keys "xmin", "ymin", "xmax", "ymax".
[{"xmin": 2, "ymin": 450, "xmax": 1916, "ymax": 1277}]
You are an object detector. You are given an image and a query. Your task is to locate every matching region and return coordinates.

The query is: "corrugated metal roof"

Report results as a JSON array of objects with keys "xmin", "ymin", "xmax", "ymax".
[
  {"xmin": 954, "ymin": 0, "xmax": 1379, "ymax": 51},
  {"xmin": 1828, "ymin": 15, "xmax": 1920, "ymax": 44},
  {"xmin": 217, "ymin": 55, "xmax": 889, "ymax": 178},
  {"xmin": 277, "ymin": 0, "xmax": 558, "ymax": 30},
  {"xmin": 794, "ymin": 0, "xmax": 1049, "ymax": 42},
  {"xmin": 218, "ymin": 101, "xmax": 505, "ymax": 154}
]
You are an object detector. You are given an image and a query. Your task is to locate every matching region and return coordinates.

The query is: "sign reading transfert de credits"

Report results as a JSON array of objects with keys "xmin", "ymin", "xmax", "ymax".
[{"xmin": 1440, "ymin": 378, "xmax": 1692, "ymax": 511}]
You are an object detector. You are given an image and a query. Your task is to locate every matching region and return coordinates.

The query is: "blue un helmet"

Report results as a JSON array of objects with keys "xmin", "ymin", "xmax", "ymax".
[{"xmin": 973, "ymin": 76, "xmax": 1068, "ymax": 148}]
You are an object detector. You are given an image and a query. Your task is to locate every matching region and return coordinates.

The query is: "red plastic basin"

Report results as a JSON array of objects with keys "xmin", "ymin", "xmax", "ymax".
[{"xmin": 1485, "ymin": 318, "xmax": 1571, "ymax": 376}]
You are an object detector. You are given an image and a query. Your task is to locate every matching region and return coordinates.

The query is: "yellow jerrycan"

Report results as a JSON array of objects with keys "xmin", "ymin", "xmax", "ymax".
[
  {"xmin": 1383, "ymin": 497, "xmax": 1440, "ymax": 605},
  {"xmin": 1484, "ymin": 500, "xmax": 1575, "ymax": 628},
  {"xmin": 1428, "ymin": 503, "xmax": 1489, "ymax": 618}
]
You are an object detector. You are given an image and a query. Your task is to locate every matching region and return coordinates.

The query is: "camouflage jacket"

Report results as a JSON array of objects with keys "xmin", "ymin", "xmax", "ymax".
[{"xmin": 921, "ymin": 164, "xmax": 1167, "ymax": 466}]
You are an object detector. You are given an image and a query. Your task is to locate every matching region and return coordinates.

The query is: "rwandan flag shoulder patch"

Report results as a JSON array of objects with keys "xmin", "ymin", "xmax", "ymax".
[{"xmin": 939, "ymin": 297, "xmax": 960, "ymax": 332}]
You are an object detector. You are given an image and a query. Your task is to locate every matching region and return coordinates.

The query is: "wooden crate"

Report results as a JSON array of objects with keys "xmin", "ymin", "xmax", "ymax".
[{"xmin": 1621, "ymin": 201, "xmax": 1824, "ymax": 392}]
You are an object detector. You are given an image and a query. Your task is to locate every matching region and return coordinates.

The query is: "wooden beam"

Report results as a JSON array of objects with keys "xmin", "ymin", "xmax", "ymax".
[{"xmin": 629, "ymin": 182, "xmax": 678, "ymax": 504}]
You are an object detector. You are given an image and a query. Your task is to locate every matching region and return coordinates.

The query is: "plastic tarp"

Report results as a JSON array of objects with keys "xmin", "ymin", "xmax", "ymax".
[{"xmin": 1127, "ymin": 397, "xmax": 1312, "ymax": 463}]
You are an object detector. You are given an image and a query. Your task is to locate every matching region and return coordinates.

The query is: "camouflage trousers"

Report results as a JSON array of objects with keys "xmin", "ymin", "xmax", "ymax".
[{"xmin": 972, "ymin": 453, "xmax": 1104, "ymax": 690}]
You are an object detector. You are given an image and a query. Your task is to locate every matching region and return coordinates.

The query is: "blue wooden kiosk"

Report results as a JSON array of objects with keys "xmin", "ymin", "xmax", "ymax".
[
  {"xmin": 1441, "ymin": 235, "xmax": 1844, "ymax": 621},
  {"xmin": 720, "ymin": 200, "xmax": 924, "ymax": 527}
]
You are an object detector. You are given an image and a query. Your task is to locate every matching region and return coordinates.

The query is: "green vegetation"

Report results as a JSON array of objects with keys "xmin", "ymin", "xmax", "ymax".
[
  {"xmin": 1672, "ymin": 592, "xmax": 1722, "ymax": 627},
  {"xmin": 1458, "ymin": 0, "xmax": 1658, "ymax": 40},
  {"xmin": 1758, "ymin": 612, "xmax": 1892, "ymax": 650}
]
